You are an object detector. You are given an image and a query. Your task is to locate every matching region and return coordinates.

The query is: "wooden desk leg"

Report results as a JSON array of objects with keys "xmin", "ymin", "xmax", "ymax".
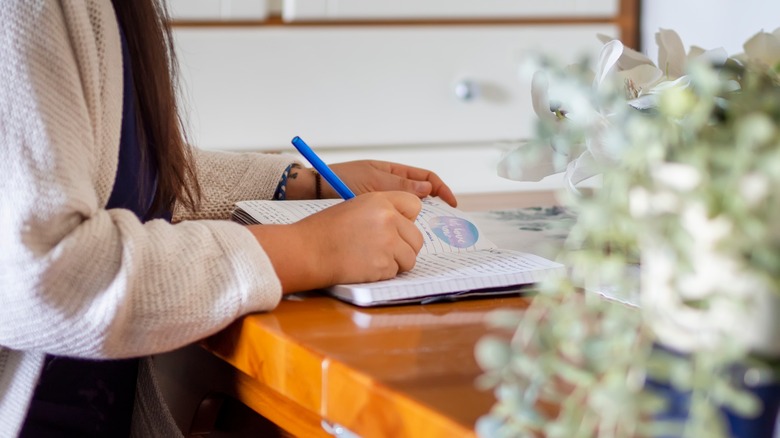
[{"xmin": 154, "ymin": 343, "xmax": 330, "ymax": 438}]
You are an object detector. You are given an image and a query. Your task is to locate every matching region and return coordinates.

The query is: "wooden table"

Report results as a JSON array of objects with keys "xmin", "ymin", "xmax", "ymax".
[
  {"xmin": 158, "ymin": 293, "xmax": 532, "ymax": 437},
  {"xmin": 157, "ymin": 200, "xmax": 565, "ymax": 436}
]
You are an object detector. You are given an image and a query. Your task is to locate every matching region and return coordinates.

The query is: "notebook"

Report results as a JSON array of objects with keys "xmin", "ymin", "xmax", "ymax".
[{"xmin": 232, "ymin": 197, "xmax": 565, "ymax": 306}]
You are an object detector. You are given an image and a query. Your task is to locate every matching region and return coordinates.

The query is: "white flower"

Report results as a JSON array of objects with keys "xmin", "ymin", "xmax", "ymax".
[
  {"xmin": 593, "ymin": 39, "xmax": 624, "ymax": 90},
  {"xmin": 499, "ymin": 68, "xmax": 608, "ymax": 186},
  {"xmin": 598, "ymin": 30, "xmax": 726, "ymax": 110},
  {"xmin": 530, "ymin": 70, "xmax": 603, "ymax": 130},
  {"xmin": 596, "ymin": 34, "xmax": 654, "ymax": 70},
  {"xmin": 502, "ymin": 38, "xmax": 651, "ymax": 189},
  {"xmin": 736, "ymin": 27, "xmax": 780, "ymax": 70},
  {"xmin": 530, "ymin": 71, "xmax": 564, "ymax": 122},
  {"xmin": 656, "ymin": 28, "xmax": 687, "ymax": 79},
  {"xmin": 500, "ymin": 28, "xmax": 731, "ymax": 193}
]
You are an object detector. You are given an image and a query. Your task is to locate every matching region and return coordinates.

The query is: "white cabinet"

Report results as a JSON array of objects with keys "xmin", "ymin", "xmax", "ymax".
[
  {"xmin": 173, "ymin": 25, "xmax": 615, "ymax": 151},
  {"xmin": 167, "ymin": 0, "xmax": 620, "ymax": 22},
  {"xmin": 168, "ymin": 0, "xmax": 268, "ymax": 20},
  {"xmin": 282, "ymin": 0, "xmax": 618, "ymax": 21},
  {"xmin": 170, "ymin": 2, "xmax": 637, "ymax": 199}
]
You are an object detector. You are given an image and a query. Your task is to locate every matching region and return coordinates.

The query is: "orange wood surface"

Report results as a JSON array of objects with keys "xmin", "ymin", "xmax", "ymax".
[
  {"xmin": 201, "ymin": 293, "xmax": 533, "ymax": 437},
  {"xmin": 617, "ymin": 0, "xmax": 641, "ymax": 49}
]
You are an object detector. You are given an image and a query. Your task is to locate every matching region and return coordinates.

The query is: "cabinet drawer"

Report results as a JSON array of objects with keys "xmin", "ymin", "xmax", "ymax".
[
  {"xmin": 174, "ymin": 24, "xmax": 616, "ymax": 151},
  {"xmin": 168, "ymin": 0, "xmax": 268, "ymax": 20},
  {"xmin": 282, "ymin": 0, "xmax": 619, "ymax": 21}
]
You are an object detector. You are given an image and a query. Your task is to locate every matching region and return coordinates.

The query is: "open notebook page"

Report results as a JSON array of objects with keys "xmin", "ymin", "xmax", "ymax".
[{"xmin": 234, "ymin": 197, "xmax": 497, "ymax": 256}]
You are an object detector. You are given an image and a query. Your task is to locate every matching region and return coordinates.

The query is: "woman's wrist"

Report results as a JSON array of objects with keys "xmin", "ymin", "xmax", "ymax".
[
  {"xmin": 284, "ymin": 164, "xmax": 318, "ymax": 200},
  {"xmin": 249, "ymin": 223, "xmax": 331, "ymax": 293}
]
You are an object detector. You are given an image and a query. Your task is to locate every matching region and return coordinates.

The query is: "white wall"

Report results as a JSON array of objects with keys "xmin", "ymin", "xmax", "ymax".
[{"xmin": 641, "ymin": 0, "xmax": 780, "ymax": 60}]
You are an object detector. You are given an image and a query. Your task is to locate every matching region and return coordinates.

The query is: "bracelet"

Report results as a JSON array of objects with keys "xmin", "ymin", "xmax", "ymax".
[
  {"xmin": 273, "ymin": 164, "xmax": 294, "ymax": 200},
  {"xmin": 313, "ymin": 170, "xmax": 323, "ymax": 199}
]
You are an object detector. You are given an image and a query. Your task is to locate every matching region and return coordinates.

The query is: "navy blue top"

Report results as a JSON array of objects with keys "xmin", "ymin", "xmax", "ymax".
[
  {"xmin": 106, "ymin": 29, "xmax": 165, "ymax": 221},
  {"xmin": 21, "ymin": 26, "xmax": 169, "ymax": 437}
]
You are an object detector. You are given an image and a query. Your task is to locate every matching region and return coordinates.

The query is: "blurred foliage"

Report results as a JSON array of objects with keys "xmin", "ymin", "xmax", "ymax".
[{"xmin": 476, "ymin": 44, "xmax": 780, "ymax": 438}]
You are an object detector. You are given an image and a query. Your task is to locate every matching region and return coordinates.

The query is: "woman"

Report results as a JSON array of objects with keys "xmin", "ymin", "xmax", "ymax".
[{"xmin": 0, "ymin": 0, "xmax": 457, "ymax": 436}]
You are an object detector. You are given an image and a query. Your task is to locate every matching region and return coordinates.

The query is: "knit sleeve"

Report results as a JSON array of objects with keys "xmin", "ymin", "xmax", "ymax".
[
  {"xmin": 0, "ymin": 0, "xmax": 282, "ymax": 359},
  {"xmin": 173, "ymin": 148, "xmax": 299, "ymax": 221}
]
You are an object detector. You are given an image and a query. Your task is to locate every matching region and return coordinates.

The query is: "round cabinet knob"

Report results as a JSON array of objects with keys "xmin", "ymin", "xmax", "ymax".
[{"xmin": 454, "ymin": 79, "xmax": 479, "ymax": 102}]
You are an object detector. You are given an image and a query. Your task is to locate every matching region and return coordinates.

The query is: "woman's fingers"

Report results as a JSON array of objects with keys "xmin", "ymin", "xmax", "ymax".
[{"xmin": 329, "ymin": 160, "xmax": 458, "ymax": 207}]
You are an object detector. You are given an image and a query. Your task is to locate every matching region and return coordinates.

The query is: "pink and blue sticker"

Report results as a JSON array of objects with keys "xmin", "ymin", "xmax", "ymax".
[{"xmin": 428, "ymin": 216, "xmax": 479, "ymax": 249}]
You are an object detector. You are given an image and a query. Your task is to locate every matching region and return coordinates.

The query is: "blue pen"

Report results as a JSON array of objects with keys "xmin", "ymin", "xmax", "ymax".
[{"xmin": 291, "ymin": 136, "xmax": 356, "ymax": 200}]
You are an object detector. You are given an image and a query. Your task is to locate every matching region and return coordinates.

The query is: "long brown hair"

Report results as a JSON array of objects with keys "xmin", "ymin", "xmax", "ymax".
[{"xmin": 110, "ymin": 0, "xmax": 201, "ymax": 216}]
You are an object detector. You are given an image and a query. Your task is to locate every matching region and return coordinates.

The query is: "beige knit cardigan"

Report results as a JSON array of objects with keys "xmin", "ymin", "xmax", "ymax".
[{"xmin": 0, "ymin": 1, "xmax": 297, "ymax": 435}]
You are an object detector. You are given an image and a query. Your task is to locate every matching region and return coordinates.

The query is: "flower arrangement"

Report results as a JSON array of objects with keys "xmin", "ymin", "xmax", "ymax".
[{"xmin": 476, "ymin": 28, "xmax": 780, "ymax": 438}]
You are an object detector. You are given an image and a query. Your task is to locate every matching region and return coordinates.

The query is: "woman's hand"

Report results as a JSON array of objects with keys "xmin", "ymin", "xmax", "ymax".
[
  {"xmin": 249, "ymin": 191, "xmax": 423, "ymax": 293},
  {"xmin": 331, "ymin": 160, "xmax": 457, "ymax": 207},
  {"xmin": 286, "ymin": 160, "xmax": 457, "ymax": 207}
]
